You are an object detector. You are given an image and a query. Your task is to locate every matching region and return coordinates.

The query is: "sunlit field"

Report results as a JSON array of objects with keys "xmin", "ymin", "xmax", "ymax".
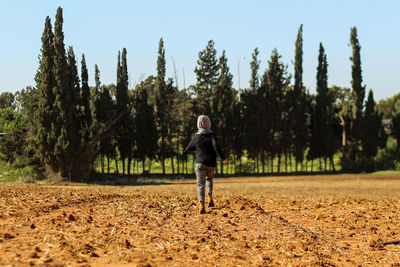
[{"xmin": 1, "ymin": 174, "xmax": 400, "ymax": 266}]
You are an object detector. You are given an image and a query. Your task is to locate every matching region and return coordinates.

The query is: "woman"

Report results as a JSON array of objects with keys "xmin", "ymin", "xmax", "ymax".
[{"xmin": 186, "ymin": 115, "xmax": 226, "ymax": 214}]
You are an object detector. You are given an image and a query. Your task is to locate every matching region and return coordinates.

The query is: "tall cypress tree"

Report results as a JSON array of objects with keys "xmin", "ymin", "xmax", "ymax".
[
  {"xmin": 212, "ymin": 50, "xmax": 235, "ymax": 174},
  {"xmin": 80, "ymin": 54, "xmax": 92, "ymax": 142},
  {"xmin": 350, "ymin": 27, "xmax": 365, "ymax": 119},
  {"xmin": 65, "ymin": 46, "xmax": 82, "ymax": 160},
  {"xmin": 249, "ymin": 48, "xmax": 260, "ymax": 93},
  {"xmin": 90, "ymin": 64, "xmax": 101, "ymax": 134},
  {"xmin": 265, "ymin": 49, "xmax": 290, "ymax": 173},
  {"xmin": 53, "ymin": 7, "xmax": 76, "ymax": 178},
  {"xmin": 155, "ymin": 38, "xmax": 169, "ymax": 174},
  {"xmin": 309, "ymin": 43, "xmax": 329, "ymax": 167},
  {"xmin": 98, "ymin": 83, "xmax": 115, "ymax": 174},
  {"xmin": 361, "ymin": 90, "xmax": 384, "ymax": 161},
  {"xmin": 350, "ymin": 27, "xmax": 366, "ymax": 152},
  {"xmin": 194, "ymin": 40, "xmax": 219, "ymax": 114},
  {"xmin": 243, "ymin": 48, "xmax": 263, "ymax": 171},
  {"xmin": 115, "ymin": 48, "xmax": 132, "ymax": 174},
  {"xmin": 35, "ymin": 16, "xmax": 56, "ymax": 166},
  {"xmin": 292, "ymin": 24, "xmax": 308, "ymax": 171},
  {"xmin": 134, "ymin": 81, "xmax": 158, "ymax": 173}
]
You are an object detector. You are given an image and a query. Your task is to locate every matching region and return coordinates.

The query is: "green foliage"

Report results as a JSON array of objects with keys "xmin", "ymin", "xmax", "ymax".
[
  {"xmin": 361, "ymin": 90, "xmax": 386, "ymax": 160},
  {"xmin": 349, "ymin": 26, "xmax": 365, "ymax": 153},
  {"xmin": 155, "ymin": 38, "xmax": 168, "ymax": 173},
  {"xmin": 0, "ymin": 92, "xmax": 15, "ymax": 110},
  {"xmin": 133, "ymin": 81, "xmax": 158, "ymax": 172},
  {"xmin": 115, "ymin": 48, "xmax": 133, "ymax": 173},
  {"xmin": 308, "ymin": 43, "xmax": 340, "ymax": 170},
  {"xmin": 376, "ymin": 92, "xmax": 400, "ymax": 119},
  {"xmin": 291, "ymin": 24, "xmax": 308, "ymax": 166},
  {"xmin": 194, "ymin": 40, "xmax": 219, "ymax": 114},
  {"xmin": 374, "ymin": 138, "xmax": 400, "ymax": 171},
  {"xmin": 34, "ymin": 15, "xmax": 57, "ymax": 166},
  {"xmin": 212, "ymin": 50, "xmax": 235, "ymax": 173},
  {"xmin": 80, "ymin": 54, "xmax": 92, "ymax": 142}
]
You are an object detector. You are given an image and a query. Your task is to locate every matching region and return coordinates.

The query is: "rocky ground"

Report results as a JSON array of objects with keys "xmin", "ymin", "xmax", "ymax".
[{"xmin": 1, "ymin": 174, "xmax": 400, "ymax": 266}]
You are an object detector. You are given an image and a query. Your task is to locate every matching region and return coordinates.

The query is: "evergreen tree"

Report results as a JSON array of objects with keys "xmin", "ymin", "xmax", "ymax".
[
  {"xmin": 361, "ymin": 90, "xmax": 385, "ymax": 161},
  {"xmin": 266, "ymin": 49, "xmax": 290, "ymax": 173},
  {"xmin": 350, "ymin": 27, "xmax": 365, "ymax": 121},
  {"xmin": 134, "ymin": 81, "xmax": 158, "ymax": 173},
  {"xmin": 265, "ymin": 49, "xmax": 290, "ymax": 173},
  {"xmin": 53, "ymin": 7, "xmax": 77, "ymax": 178},
  {"xmin": 65, "ymin": 46, "xmax": 82, "ymax": 161},
  {"xmin": 342, "ymin": 27, "xmax": 366, "ymax": 170},
  {"xmin": 90, "ymin": 64, "xmax": 101, "ymax": 132},
  {"xmin": 350, "ymin": 27, "xmax": 366, "ymax": 153},
  {"xmin": 194, "ymin": 40, "xmax": 219, "ymax": 114},
  {"xmin": 155, "ymin": 38, "xmax": 168, "ymax": 174},
  {"xmin": 98, "ymin": 84, "xmax": 115, "ymax": 174},
  {"xmin": 80, "ymin": 54, "xmax": 92, "ymax": 142},
  {"xmin": 292, "ymin": 24, "xmax": 308, "ymax": 170},
  {"xmin": 244, "ymin": 48, "xmax": 263, "ymax": 172},
  {"xmin": 249, "ymin": 48, "xmax": 260, "ymax": 93},
  {"xmin": 34, "ymin": 16, "xmax": 57, "ymax": 166},
  {"xmin": 212, "ymin": 50, "xmax": 235, "ymax": 174},
  {"xmin": 0, "ymin": 92, "xmax": 15, "ymax": 110},
  {"xmin": 165, "ymin": 78, "xmax": 179, "ymax": 174},
  {"xmin": 392, "ymin": 114, "xmax": 400, "ymax": 148},
  {"xmin": 115, "ymin": 48, "xmax": 132, "ymax": 173},
  {"xmin": 309, "ymin": 43, "xmax": 330, "ymax": 169}
]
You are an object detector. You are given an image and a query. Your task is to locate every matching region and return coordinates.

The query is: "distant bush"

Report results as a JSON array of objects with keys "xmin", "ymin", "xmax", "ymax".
[{"xmin": 375, "ymin": 137, "xmax": 400, "ymax": 171}]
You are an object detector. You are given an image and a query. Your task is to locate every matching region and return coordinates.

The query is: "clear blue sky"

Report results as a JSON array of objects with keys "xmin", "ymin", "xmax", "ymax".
[{"xmin": 1, "ymin": 0, "xmax": 399, "ymax": 100}]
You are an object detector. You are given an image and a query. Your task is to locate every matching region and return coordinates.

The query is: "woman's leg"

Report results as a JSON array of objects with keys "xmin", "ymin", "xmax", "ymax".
[
  {"xmin": 195, "ymin": 163, "xmax": 207, "ymax": 206},
  {"xmin": 206, "ymin": 166, "xmax": 215, "ymax": 207},
  {"xmin": 205, "ymin": 166, "xmax": 215, "ymax": 196}
]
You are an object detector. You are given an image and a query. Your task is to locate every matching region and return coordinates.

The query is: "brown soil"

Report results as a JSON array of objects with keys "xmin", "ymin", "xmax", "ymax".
[{"xmin": 1, "ymin": 174, "xmax": 400, "ymax": 266}]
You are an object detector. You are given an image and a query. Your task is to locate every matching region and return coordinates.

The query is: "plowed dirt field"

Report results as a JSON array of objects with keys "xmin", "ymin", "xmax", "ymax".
[{"xmin": 1, "ymin": 174, "xmax": 400, "ymax": 266}]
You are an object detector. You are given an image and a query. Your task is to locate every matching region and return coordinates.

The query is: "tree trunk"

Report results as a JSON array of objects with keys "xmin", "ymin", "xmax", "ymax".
[
  {"xmin": 239, "ymin": 156, "xmax": 242, "ymax": 174},
  {"xmin": 176, "ymin": 132, "xmax": 180, "ymax": 176},
  {"xmin": 319, "ymin": 158, "xmax": 322, "ymax": 172},
  {"xmin": 270, "ymin": 156, "xmax": 274, "ymax": 174},
  {"xmin": 148, "ymin": 159, "xmax": 152, "ymax": 174},
  {"xmin": 127, "ymin": 157, "xmax": 131, "ymax": 175},
  {"xmin": 261, "ymin": 152, "xmax": 265, "ymax": 174},
  {"xmin": 115, "ymin": 158, "xmax": 119, "ymax": 174},
  {"xmin": 285, "ymin": 153, "xmax": 288, "ymax": 173},
  {"xmin": 277, "ymin": 153, "xmax": 281, "ymax": 174},
  {"xmin": 330, "ymin": 156, "xmax": 336, "ymax": 172},
  {"xmin": 107, "ymin": 156, "xmax": 110, "ymax": 174},
  {"xmin": 101, "ymin": 154, "xmax": 104, "ymax": 173},
  {"xmin": 162, "ymin": 158, "xmax": 165, "ymax": 175},
  {"xmin": 256, "ymin": 154, "xmax": 259, "ymax": 174},
  {"xmin": 142, "ymin": 159, "xmax": 145, "ymax": 173},
  {"xmin": 171, "ymin": 156, "xmax": 175, "ymax": 175}
]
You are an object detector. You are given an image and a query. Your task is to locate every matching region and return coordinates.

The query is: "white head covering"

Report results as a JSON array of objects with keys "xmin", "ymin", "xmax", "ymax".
[{"xmin": 196, "ymin": 115, "xmax": 213, "ymax": 135}]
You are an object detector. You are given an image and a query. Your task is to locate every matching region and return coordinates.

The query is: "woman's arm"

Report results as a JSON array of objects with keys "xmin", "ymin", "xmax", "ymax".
[
  {"xmin": 211, "ymin": 135, "xmax": 225, "ymax": 160},
  {"xmin": 186, "ymin": 136, "xmax": 197, "ymax": 152}
]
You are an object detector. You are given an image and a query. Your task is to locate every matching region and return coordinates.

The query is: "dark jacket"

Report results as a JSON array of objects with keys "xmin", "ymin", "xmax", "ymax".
[{"xmin": 186, "ymin": 133, "xmax": 225, "ymax": 167}]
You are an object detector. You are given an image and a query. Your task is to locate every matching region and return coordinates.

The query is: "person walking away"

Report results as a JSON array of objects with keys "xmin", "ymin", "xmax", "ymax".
[{"xmin": 186, "ymin": 115, "xmax": 226, "ymax": 214}]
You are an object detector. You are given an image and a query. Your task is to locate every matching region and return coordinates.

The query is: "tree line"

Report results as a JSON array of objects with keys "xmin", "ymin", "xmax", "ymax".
[{"xmin": 0, "ymin": 7, "xmax": 398, "ymax": 181}]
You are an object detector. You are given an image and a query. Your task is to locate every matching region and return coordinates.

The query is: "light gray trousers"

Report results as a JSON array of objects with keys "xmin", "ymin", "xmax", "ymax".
[{"xmin": 195, "ymin": 163, "xmax": 215, "ymax": 202}]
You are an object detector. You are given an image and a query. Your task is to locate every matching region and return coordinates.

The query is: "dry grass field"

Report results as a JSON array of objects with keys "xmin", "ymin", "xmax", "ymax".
[{"xmin": 1, "ymin": 174, "xmax": 400, "ymax": 266}]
